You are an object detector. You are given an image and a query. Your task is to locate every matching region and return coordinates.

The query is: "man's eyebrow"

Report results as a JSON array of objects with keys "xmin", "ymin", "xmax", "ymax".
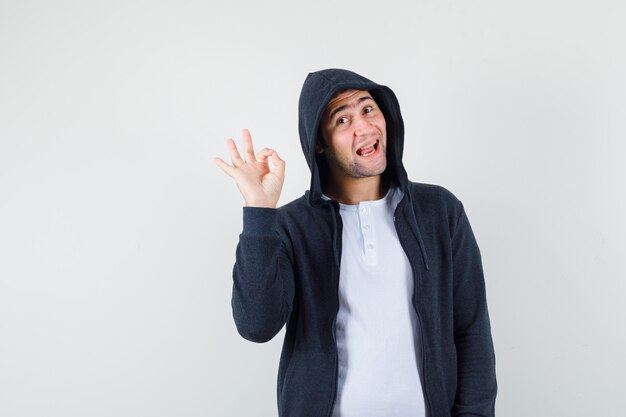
[{"xmin": 328, "ymin": 96, "xmax": 374, "ymax": 120}]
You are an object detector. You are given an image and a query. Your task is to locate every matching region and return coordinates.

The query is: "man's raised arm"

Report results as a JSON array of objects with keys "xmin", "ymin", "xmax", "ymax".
[{"xmin": 214, "ymin": 129, "xmax": 294, "ymax": 343}]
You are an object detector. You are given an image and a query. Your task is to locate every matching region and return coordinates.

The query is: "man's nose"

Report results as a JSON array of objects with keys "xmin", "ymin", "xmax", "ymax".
[{"xmin": 353, "ymin": 116, "xmax": 374, "ymax": 136}]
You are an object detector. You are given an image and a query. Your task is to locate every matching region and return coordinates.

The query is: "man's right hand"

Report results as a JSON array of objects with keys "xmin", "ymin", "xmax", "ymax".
[{"xmin": 213, "ymin": 129, "xmax": 286, "ymax": 208}]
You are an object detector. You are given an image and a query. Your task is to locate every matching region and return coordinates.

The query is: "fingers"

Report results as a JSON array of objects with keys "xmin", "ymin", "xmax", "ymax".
[
  {"xmin": 255, "ymin": 147, "xmax": 274, "ymax": 163},
  {"xmin": 226, "ymin": 138, "xmax": 244, "ymax": 167},
  {"xmin": 242, "ymin": 129, "xmax": 256, "ymax": 162},
  {"xmin": 255, "ymin": 148, "xmax": 286, "ymax": 179},
  {"xmin": 213, "ymin": 157, "xmax": 234, "ymax": 177},
  {"xmin": 271, "ymin": 149, "xmax": 286, "ymax": 180},
  {"xmin": 219, "ymin": 131, "xmax": 284, "ymax": 178}
]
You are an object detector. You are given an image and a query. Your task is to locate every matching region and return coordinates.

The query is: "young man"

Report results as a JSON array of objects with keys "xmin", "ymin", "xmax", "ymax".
[{"xmin": 214, "ymin": 69, "xmax": 497, "ymax": 417}]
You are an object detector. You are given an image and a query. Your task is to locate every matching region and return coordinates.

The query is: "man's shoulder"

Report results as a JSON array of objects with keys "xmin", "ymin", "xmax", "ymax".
[
  {"xmin": 274, "ymin": 194, "xmax": 319, "ymax": 225},
  {"xmin": 406, "ymin": 181, "xmax": 466, "ymax": 227},
  {"xmin": 274, "ymin": 194, "xmax": 334, "ymax": 243},
  {"xmin": 407, "ymin": 181, "xmax": 461, "ymax": 206}
]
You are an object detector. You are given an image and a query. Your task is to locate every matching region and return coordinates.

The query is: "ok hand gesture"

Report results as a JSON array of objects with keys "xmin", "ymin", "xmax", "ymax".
[{"xmin": 213, "ymin": 129, "xmax": 286, "ymax": 208}]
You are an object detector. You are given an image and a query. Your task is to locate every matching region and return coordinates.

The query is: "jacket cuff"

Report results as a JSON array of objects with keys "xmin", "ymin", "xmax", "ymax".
[{"xmin": 242, "ymin": 207, "xmax": 278, "ymax": 236}]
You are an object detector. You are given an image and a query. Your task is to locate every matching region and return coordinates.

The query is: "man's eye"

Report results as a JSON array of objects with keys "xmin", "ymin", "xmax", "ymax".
[
  {"xmin": 337, "ymin": 117, "xmax": 349, "ymax": 125},
  {"xmin": 363, "ymin": 106, "xmax": 373, "ymax": 114}
]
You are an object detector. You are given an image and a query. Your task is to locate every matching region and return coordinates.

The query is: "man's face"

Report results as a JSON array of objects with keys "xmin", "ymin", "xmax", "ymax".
[{"xmin": 318, "ymin": 89, "xmax": 387, "ymax": 181}]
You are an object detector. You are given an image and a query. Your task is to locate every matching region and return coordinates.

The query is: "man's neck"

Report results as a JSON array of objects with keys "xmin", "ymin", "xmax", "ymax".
[{"xmin": 323, "ymin": 175, "xmax": 389, "ymax": 205}]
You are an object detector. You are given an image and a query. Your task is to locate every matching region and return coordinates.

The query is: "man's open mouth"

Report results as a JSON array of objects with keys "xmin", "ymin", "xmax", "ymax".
[{"xmin": 356, "ymin": 140, "xmax": 379, "ymax": 157}]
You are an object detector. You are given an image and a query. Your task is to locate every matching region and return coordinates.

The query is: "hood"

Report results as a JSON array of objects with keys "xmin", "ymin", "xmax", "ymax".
[{"xmin": 297, "ymin": 68, "xmax": 409, "ymax": 204}]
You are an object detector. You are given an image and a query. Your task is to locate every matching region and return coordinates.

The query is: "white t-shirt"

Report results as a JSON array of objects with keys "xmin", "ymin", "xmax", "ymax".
[{"xmin": 329, "ymin": 187, "xmax": 426, "ymax": 417}]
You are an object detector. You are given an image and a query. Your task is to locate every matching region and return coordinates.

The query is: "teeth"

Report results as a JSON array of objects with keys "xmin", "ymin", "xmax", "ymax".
[{"xmin": 358, "ymin": 140, "xmax": 377, "ymax": 157}]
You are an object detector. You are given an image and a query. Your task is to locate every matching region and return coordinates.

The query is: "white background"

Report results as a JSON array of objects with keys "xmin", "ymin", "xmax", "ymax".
[{"xmin": 1, "ymin": 1, "xmax": 625, "ymax": 416}]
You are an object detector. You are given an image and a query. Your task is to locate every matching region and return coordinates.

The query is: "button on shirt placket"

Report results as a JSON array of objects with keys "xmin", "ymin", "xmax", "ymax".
[{"xmin": 359, "ymin": 204, "xmax": 378, "ymax": 266}]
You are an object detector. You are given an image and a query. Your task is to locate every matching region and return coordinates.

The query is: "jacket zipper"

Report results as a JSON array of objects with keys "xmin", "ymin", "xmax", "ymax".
[
  {"xmin": 394, "ymin": 211, "xmax": 433, "ymax": 417},
  {"xmin": 327, "ymin": 272, "xmax": 340, "ymax": 417},
  {"xmin": 326, "ymin": 205, "xmax": 341, "ymax": 417}
]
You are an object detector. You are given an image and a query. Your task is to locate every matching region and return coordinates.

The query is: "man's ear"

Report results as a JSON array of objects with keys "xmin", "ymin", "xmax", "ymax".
[{"xmin": 315, "ymin": 142, "xmax": 325, "ymax": 154}]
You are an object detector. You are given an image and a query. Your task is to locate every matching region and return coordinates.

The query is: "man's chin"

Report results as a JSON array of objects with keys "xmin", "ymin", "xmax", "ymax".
[{"xmin": 353, "ymin": 162, "xmax": 387, "ymax": 178}]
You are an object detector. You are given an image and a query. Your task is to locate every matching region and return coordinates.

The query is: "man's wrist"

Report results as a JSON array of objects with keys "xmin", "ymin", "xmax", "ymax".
[{"xmin": 245, "ymin": 201, "xmax": 276, "ymax": 208}]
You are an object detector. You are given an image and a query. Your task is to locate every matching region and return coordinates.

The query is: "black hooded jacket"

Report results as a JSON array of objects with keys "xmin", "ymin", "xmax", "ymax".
[{"xmin": 231, "ymin": 69, "xmax": 497, "ymax": 417}]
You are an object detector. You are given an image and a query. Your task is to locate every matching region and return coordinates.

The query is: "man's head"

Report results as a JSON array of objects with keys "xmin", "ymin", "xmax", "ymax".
[
  {"xmin": 316, "ymin": 89, "xmax": 387, "ymax": 183},
  {"xmin": 298, "ymin": 69, "xmax": 406, "ymax": 202}
]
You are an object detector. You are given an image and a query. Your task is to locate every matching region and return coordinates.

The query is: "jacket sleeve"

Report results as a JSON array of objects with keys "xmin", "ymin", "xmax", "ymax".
[
  {"xmin": 451, "ymin": 204, "xmax": 497, "ymax": 416},
  {"xmin": 231, "ymin": 207, "xmax": 295, "ymax": 343}
]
